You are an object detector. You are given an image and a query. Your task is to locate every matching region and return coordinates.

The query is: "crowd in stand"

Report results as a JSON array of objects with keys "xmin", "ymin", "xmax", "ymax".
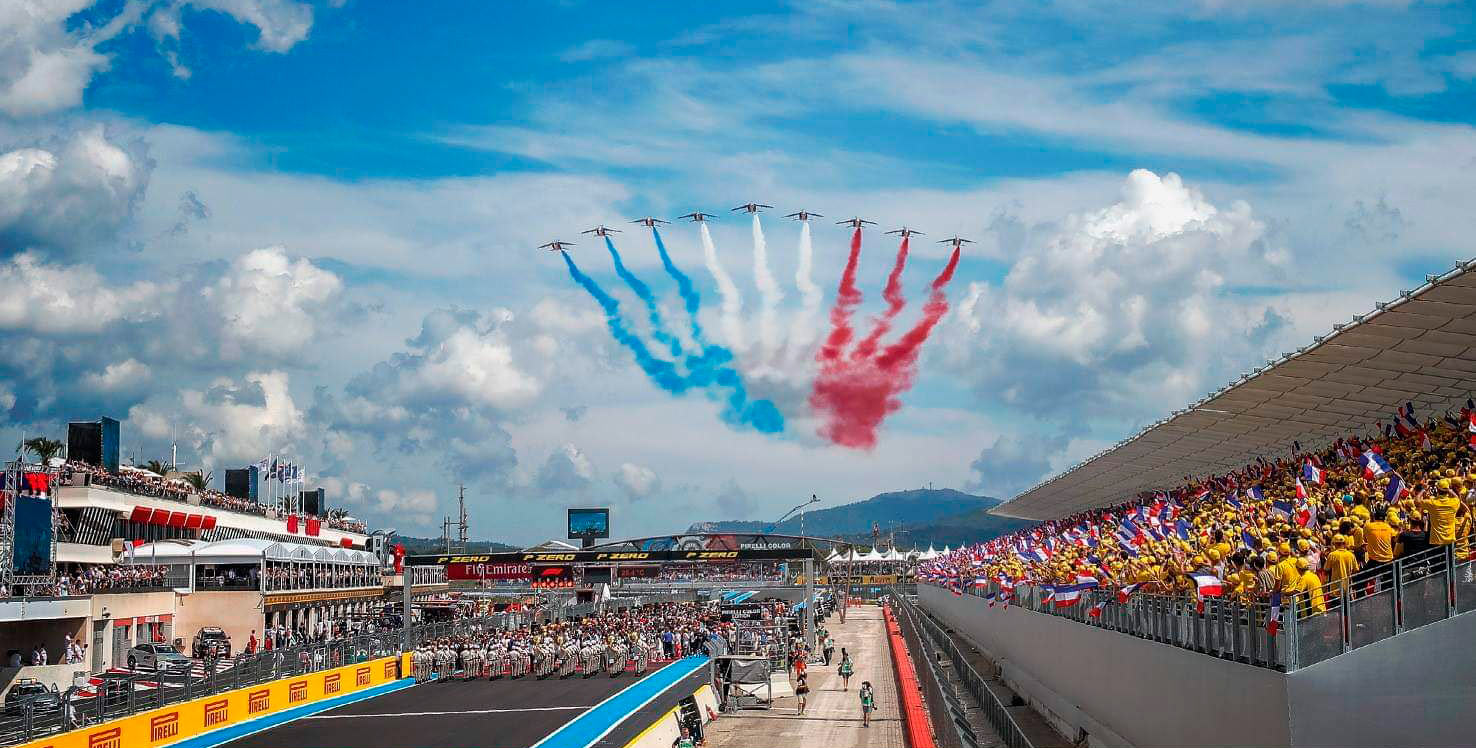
[
  {"xmin": 650, "ymin": 562, "xmax": 784, "ymax": 582},
  {"xmin": 57, "ymin": 461, "xmax": 367, "ymax": 533},
  {"xmin": 0, "ymin": 564, "xmax": 168, "ymax": 598},
  {"xmin": 921, "ymin": 409, "xmax": 1476, "ymax": 617},
  {"xmin": 261, "ymin": 561, "xmax": 379, "ymax": 591}
]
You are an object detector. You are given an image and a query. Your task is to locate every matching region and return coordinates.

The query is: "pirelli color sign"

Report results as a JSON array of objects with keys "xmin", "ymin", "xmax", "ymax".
[{"xmin": 18, "ymin": 655, "xmax": 405, "ymax": 748}]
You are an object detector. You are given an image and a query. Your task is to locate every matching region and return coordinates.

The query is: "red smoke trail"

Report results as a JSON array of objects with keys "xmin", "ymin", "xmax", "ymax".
[
  {"xmin": 850, "ymin": 236, "xmax": 909, "ymax": 361},
  {"xmin": 817, "ymin": 229, "xmax": 864, "ymax": 364},
  {"xmin": 809, "ymin": 246, "xmax": 961, "ymax": 449}
]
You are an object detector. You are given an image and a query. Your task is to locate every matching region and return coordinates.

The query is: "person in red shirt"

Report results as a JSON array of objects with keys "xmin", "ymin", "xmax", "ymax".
[{"xmin": 247, "ymin": 630, "xmax": 258, "ymax": 655}]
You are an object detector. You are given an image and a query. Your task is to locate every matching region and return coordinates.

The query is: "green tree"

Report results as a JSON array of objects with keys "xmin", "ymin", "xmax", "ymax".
[
  {"xmin": 181, "ymin": 471, "xmax": 212, "ymax": 492},
  {"xmin": 19, "ymin": 437, "xmax": 63, "ymax": 465},
  {"xmin": 143, "ymin": 459, "xmax": 173, "ymax": 476}
]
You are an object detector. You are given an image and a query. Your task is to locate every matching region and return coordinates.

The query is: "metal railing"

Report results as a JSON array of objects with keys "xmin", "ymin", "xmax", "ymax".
[
  {"xmin": 929, "ymin": 544, "xmax": 1474, "ymax": 672},
  {"xmin": 0, "ymin": 629, "xmax": 407, "ymax": 747},
  {"xmin": 897, "ymin": 594, "xmax": 1035, "ymax": 748}
]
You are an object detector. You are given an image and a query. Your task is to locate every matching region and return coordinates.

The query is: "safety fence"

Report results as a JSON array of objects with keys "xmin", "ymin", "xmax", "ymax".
[
  {"xmin": 892, "ymin": 601, "xmax": 967, "ymax": 748},
  {"xmin": 897, "ymin": 595, "xmax": 1036, "ymax": 748},
  {"xmin": 882, "ymin": 605, "xmax": 937, "ymax": 748},
  {"xmin": 932, "ymin": 544, "xmax": 1473, "ymax": 671},
  {"xmin": 0, "ymin": 630, "xmax": 407, "ymax": 747}
]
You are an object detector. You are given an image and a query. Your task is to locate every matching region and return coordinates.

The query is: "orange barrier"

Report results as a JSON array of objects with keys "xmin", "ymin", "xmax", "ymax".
[{"xmin": 883, "ymin": 606, "xmax": 936, "ymax": 748}]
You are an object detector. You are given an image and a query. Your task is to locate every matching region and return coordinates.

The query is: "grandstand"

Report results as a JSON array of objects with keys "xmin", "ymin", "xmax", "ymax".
[{"xmin": 916, "ymin": 259, "xmax": 1476, "ymax": 748}]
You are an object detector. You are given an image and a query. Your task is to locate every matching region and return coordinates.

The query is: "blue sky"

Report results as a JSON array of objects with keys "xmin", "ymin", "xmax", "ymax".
[{"xmin": 3, "ymin": 0, "xmax": 1476, "ymax": 543}]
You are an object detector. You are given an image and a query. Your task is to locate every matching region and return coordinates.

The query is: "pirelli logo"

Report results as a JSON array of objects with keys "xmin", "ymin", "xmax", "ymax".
[
  {"xmin": 356, "ymin": 665, "xmax": 371, "ymax": 687},
  {"xmin": 289, "ymin": 680, "xmax": 308, "ymax": 703},
  {"xmin": 203, "ymin": 699, "xmax": 229, "ymax": 727},
  {"xmin": 149, "ymin": 712, "xmax": 179, "ymax": 742},
  {"xmin": 324, "ymin": 672, "xmax": 342, "ymax": 694},
  {"xmin": 384, "ymin": 660, "xmax": 397, "ymax": 680},
  {"xmin": 521, "ymin": 553, "xmax": 575, "ymax": 561},
  {"xmin": 594, "ymin": 552, "xmax": 650, "ymax": 560},
  {"xmin": 249, "ymin": 689, "xmax": 270, "ymax": 714},
  {"xmin": 682, "ymin": 551, "xmax": 739, "ymax": 559},
  {"xmin": 436, "ymin": 554, "xmax": 491, "ymax": 564},
  {"xmin": 88, "ymin": 727, "xmax": 122, "ymax": 748}
]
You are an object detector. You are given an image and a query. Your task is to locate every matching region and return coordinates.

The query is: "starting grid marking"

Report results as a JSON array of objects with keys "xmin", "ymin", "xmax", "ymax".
[{"xmin": 303, "ymin": 706, "xmax": 592, "ymax": 719}]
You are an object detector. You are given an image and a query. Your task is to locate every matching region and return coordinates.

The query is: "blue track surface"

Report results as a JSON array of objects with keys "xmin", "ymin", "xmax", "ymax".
[{"xmin": 530, "ymin": 656, "xmax": 709, "ymax": 748}]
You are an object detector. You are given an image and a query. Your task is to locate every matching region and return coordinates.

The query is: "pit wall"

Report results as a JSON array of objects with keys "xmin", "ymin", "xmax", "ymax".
[
  {"xmin": 620, "ymin": 684, "xmax": 719, "ymax": 748},
  {"xmin": 19, "ymin": 655, "xmax": 404, "ymax": 748},
  {"xmin": 919, "ymin": 585, "xmax": 1289, "ymax": 748}
]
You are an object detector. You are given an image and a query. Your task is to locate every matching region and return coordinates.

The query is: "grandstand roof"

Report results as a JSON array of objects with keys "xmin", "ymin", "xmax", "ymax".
[{"xmin": 993, "ymin": 258, "xmax": 1476, "ymax": 521}]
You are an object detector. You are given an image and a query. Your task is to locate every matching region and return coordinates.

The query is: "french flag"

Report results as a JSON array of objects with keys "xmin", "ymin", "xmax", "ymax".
[
  {"xmin": 1302, "ymin": 461, "xmax": 1323, "ymax": 485},
  {"xmin": 1247, "ymin": 486, "xmax": 1266, "ymax": 503},
  {"xmin": 1361, "ymin": 451, "xmax": 1392, "ymax": 479},
  {"xmin": 1088, "ymin": 600, "xmax": 1107, "ymax": 618},
  {"xmin": 1404, "ymin": 402, "xmax": 1419, "ymax": 428},
  {"xmin": 1190, "ymin": 573, "xmax": 1224, "ymax": 598},
  {"xmin": 1266, "ymin": 591, "xmax": 1283, "ymax": 636},
  {"xmin": 1385, "ymin": 472, "xmax": 1409, "ymax": 503},
  {"xmin": 1295, "ymin": 477, "xmax": 1308, "ymax": 500},
  {"xmin": 1393, "ymin": 415, "xmax": 1413, "ymax": 439},
  {"xmin": 1117, "ymin": 583, "xmax": 1142, "ymax": 603},
  {"xmin": 1271, "ymin": 500, "xmax": 1294, "ymax": 521},
  {"xmin": 1175, "ymin": 519, "xmax": 1192, "ymax": 541},
  {"xmin": 1040, "ymin": 585, "xmax": 1056, "ymax": 605}
]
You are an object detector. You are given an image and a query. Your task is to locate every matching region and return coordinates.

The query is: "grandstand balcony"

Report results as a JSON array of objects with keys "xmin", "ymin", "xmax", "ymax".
[{"xmin": 53, "ymin": 482, "xmax": 368, "ymax": 565}]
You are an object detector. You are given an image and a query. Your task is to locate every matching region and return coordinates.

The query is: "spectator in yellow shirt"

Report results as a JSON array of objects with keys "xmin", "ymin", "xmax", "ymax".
[
  {"xmin": 1275, "ymin": 544, "xmax": 1302, "ymax": 594},
  {"xmin": 1297, "ymin": 560, "xmax": 1326, "ymax": 614},
  {"xmin": 1324, "ymin": 535, "xmax": 1359, "ymax": 594},
  {"xmin": 1364, "ymin": 509, "xmax": 1397, "ymax": 564},
  {"xmin": 1420, "ymin": 481, "xmax": 1461, "ymax": 546}
]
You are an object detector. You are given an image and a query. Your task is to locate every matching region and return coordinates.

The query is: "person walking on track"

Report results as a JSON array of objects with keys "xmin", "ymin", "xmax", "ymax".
[
  {"xmin": 795, "ymin": 673, "xmax": 809, "ymax": 715},
  {"xmin": 838, "ymin": 648, "xmax": 853, "ymax": 690},
  {"xmin": 859, "ymin": 681, "xmax": 875, "ymax": 728}
]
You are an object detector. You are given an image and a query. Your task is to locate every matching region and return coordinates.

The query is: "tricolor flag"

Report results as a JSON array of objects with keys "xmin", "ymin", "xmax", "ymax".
[
  {"xmin": 1361, "ymin": 451, "xmax": 1392, "ymax": 479},
  {"xmin": 1385, "ymin": 472, "xmax": 1409, "ymax": 503},
  {"xmin": 1241, "ymin": 530, "xmax": 1259, "ymax": 550},
  {"xmin": 1053, "ymin": 580, "xmax": 1097, "ymax": 608},
  {"xmin": 1190, "ymin": 573, "xmax": 1224, "ymax": 598},
  {"xmin": 1420, "ymin": 430, "xmax": 1433, "ymax": 452},
  {"xmin": 1394, "ymin": 415, "xmax": 1413, "ymax": 439},
  {"xmin": 1088, "ymin": 600, "xmax": 1107, "ymax": 618},
  {"xmin": 1295, "ymin": 477, "xmax": 1308, "ymax": 500},
  {"xmin": 1117, "ymin": 583, "xmax": 1141, "ymax": 603},
  {"xmin": 1248, "ymin": 486, "xmax": 1266, "ymax": 503},
  {"xmin": 1175, "ymin": 519, "xmax": 1192, "ymax": 541},
  {"xmin": 1266, "ymin": 591, "xmax": 1283, "ymax": 636},
  {"xmin": 1271, "ymin": 500, "xmax": 1294, "ymax": 522},
  {"xmin": 1040, "ymin": 585, "xmax": 1056, "ymax": 605},
  {"xmin": 1226, "ymin": 492, "xmax": 1242, "ymax": 509},
  {"xmin": 1303, "ymin": 461, "xmax": 1323, "ymax": 485},
  {"xmin": 1404, "ymin": 402, "xmax": 1419, "ymax": 428}
]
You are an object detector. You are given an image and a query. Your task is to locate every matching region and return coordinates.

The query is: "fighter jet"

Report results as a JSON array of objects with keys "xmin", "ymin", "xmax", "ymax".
[
  {"xmin": 539, "ymin": 241, "xmax": 575, "ymax": 253},
  {"xmin": 581, "ymin": 225, "xmax": 621, "ymax": 237},
  {"xmin": 836, "ymin": 217, "xmax": 877, "ymax": 228},
  {"xmin": 731, "ymin": 203, "xmax": 773, "ymax": 214},
  {"xmin": 886, "ymin": 227, "xmax": 925, "ymax": 238},
  {"xmin": 630, "ymin": 217, "xmax": 669, "ymax": 228},
  {"xmin": 785, "ymin": 210, "xmax": 823, "ymax": 221},
  {"xmin": 679, "ymin": 211, "xmax": 717, "ymax": 223},
  {"xmin": 938, "ymin": 236, "xmax": 974, "ymax": 249}
]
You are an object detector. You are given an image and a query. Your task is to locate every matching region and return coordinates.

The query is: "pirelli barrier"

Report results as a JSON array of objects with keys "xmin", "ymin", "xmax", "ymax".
[{"xmin": 18, "ymin": 655, "xmax": 405, "ymax": 748}]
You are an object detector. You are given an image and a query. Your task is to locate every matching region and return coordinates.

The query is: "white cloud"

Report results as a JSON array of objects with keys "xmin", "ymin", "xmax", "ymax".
[
  {"xmin": 82, "ymin": 359, "xmax": 150, "ymax": 393},
  {"xmin": 614, "ymin": 462, "xmax": 659, "ymax": 501},
  {"xmin": 0, "ymin": 252, "xmax": 162, "ymax": 334},
  {"xmin": 0, "ymin": 126, "xmax": 153, "ymax": 253},
  {"xmin": 199, "ymin": 246, "xmax": 345, "ymax": 360},
  {"xmin": 535, "ymin": 443, "xmax": 595, "ymax": 493},
  {"xmin": 176, "ymin": 370, "xmax": 305, "ymax": 467},
  {"xmin": 559, "ymin": 39, "xmax": 634, "ymax": 63},
  {"xmin": 365, "ymin": 487, "xmax": 437, "ymax": 520}
]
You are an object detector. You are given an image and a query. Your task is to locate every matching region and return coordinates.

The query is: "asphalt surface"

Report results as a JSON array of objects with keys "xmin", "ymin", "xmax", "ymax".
[{"xmin": 219, "ymin": 670, "xmax": 658, "ymax": 748}]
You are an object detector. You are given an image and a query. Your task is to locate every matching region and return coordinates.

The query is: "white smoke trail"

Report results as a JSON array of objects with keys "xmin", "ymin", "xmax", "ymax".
[
  {"xmin": 700, "ymin": 222, "xmax": 746, "ymax": 351},
  {"xmin": 750, "ymin": 214, "xmax": 783, "ymax": 358},
  {"xmin": 786, "ymin": 219, "xmax": 822, "ymax": 367}
]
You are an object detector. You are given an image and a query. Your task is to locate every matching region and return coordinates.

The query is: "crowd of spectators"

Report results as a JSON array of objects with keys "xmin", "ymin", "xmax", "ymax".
[
  {"xmin": 57, "ymin": 461, "xmax": 367, "ymax": 533},
  {"xmin": 649, "ymin": 562, "xmax": 785, "ymax": 582},
  {"xmin": 0, "ymin": 564, "xmax": 168, "ymax": 598},
  {"xmin": 262, "ymin": 561, "xmax": 380, "ymax": 591},
  {"xmin": 921, "ymin": 411, "xmax": 1476, "ymax": 617}
]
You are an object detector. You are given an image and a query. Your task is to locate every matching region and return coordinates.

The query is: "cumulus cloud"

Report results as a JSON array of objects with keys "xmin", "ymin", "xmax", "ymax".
[
  {"xmin": 966, "ymin": 435, "xmax": 1060, "ymax": 500},
  {"xmin": 614, "ymin": 462, "xmax": 659, "ymax": 501},
  {"xmin": 198, "ymin": 246, "xmax": 345, "ymax": 361},
  {"xmin": 945, "ymin": 169, "xmax": 1292, "ymax": 416},
  {"xmin": 82, "ymin": 359, "xmax": 150, "ymax": 394},
  {"xmin": 535, "ymin": 444, "xmax": 595, "ymax": 494},
  {"xmin": 349, "ymin": 307, "xmax": 540, "ymax": 412},
  {"xmin": 175, "ymin": 370, "xmax": 305, "ymax": 467},
  {"xmin": 0, "ymin": 127, "xmax": 153, "ymax": 254},
  {"xmin": 714, "ymin": 479, "xmax": 754, "ymax": 518},
  {"xmin": 0, "ymin": 252, "xmax": 162, "ymax": 334}
]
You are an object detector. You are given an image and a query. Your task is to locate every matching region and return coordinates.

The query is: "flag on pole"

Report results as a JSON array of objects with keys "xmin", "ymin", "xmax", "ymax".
[
  {"xmin": 1266, "ymin": 591, "xmax": 1283, "ymax": 636},
  {"xmin": 1088, "ymin": 600, "xmax": 1107, "ymax": 618}
]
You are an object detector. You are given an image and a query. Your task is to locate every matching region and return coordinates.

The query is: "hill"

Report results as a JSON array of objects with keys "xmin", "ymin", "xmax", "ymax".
[
  {"xmin": 692, "ymin": 488, "xmax": 1032, "ymax": 546},
  {"xmin": 393, "ymin": 535, "xmax": 520, "ymax": 555}
]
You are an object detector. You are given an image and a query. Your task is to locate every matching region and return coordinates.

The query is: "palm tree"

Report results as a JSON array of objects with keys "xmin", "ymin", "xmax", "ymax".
[
  {"xmin": 181, "ymin": 471, "xmax": 212, "ymax": 492},
  {"xmin": 143, "ymin": 459, "xmax": 172, "ymax": 476},
  {"xmin": 19, "ymin": 437, "xmax": 63, "ymax": 465}
]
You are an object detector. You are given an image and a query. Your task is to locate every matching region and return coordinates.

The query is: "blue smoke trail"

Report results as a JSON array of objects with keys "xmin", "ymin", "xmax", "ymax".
[
  {"xmin": 652, "ymin": 228, "xmax": 704, "ymax": 340},
  {"xmin": 562, "ymin": 251, "xmax": 690, "ymax": 394},
  {"xmin": 604, "ymin": 237, "xmax": 683, "ymax": 359},
  {"xmin": 564, "ymin": 249, "xmax": 784, "ymax": 434}
]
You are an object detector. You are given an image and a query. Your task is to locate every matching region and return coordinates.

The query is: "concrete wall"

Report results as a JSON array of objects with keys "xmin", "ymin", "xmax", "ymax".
[
  {"xmin": 1287, "ymin": 609, "xmax": 1476, "ymax": 748},
  {"xmin": 174, "ymin": 591, "xmax": 261, "ymax": 654},
  {"xmin": 920, "ymin": 585, "xmax": 1291, "ymax": 748},
  {"xmin": 0, "ymin": 664, "xmax": 89, "ymax": 698}
]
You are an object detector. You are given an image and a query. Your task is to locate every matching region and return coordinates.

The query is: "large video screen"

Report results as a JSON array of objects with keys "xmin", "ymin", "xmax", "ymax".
[
  {"xmin": 13, "ymin": 496, "xmax": 53, "ymax": 576},
  {"xmin": 567, "ymin": 508, "xmax": 610, "ymax": 539}
]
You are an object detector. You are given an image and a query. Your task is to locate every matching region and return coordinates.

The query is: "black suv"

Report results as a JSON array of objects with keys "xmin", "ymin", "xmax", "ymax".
[
  {"xmin": 192, "ymin": 627, "xmax": 231, "ymax": 659},
  {"xmin": 4, "ymin": 680, "xmax": 60, "ymax": 715}
]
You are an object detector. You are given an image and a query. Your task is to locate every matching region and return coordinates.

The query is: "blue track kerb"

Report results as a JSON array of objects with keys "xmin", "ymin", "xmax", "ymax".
[{"xmin": 531, "ymin": 656, "xmax": 709, "ymax": 748}]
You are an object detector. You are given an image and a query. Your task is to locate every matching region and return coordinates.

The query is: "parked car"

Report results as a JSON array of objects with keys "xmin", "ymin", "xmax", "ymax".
[
  {"xmin": 192, "ymin": 627, "xmax": 231, "ymax": 659},
  {"xmin": 126, "ymin": 643, "xmax": 191, "ymax": 672},
  {"xmin": 4, "ymin": 680, "xmax": 60, "ymax": 715}
]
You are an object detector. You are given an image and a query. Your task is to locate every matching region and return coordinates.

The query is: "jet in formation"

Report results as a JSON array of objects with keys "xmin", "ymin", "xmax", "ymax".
[
  {"xmin": 837, "ymin": 217, "xmax": 877, "ymax": 229},
  {"xmin": 731, "ymin": 203, "xmax": 773, "ymax": 214},
  {"xmin": 631, "ymin": 217, "xmax": 669, "ymax": 228},
  {"xmin": 938, "ymin": 236, "xmax": 974, "ymax": 249},
  {"xmin": 785, "ymin": 210, "xmax": 823, "ymax": 221},
  {"xmin": 539, "ymin": 241, "xmax": 574, "ymax": 252},
  {"xmin": 582, "ymin": 225, "xmax": 621, "ymax": 237},
  {"xmin": 886, "ymin": 227, "xmax": 925, "ymax": 238},
  {"xmin": 679, "ymin": 211, "xmax": 718, "ymax": 223}
]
